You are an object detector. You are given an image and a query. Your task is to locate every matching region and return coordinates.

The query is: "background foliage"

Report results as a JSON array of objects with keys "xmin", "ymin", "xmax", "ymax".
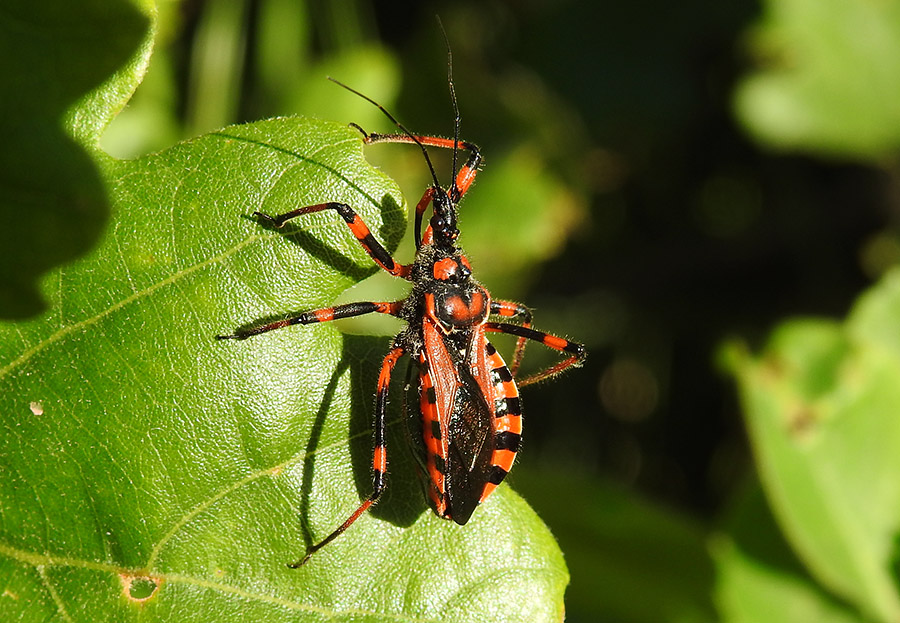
[{"xmin": 4, "ymin": 0, "xmax": 900, "ymax": 621}]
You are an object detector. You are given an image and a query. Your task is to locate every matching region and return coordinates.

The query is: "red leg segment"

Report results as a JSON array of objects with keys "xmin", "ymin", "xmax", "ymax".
[
  {"xmin": 363, "ymin": 132, "xmax": 482, "ymax": 198},
  {"xmin": 413, "ymin": 187, "xmax": 436, "ymax": 248},
  {"xmin": 484, "ymin": 322, "xmax": 585, "ymax": 387}
]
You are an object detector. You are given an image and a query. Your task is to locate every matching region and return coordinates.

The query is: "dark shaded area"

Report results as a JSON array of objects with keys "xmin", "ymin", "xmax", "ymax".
[
  {"xmin": 296, "ymin": 354, "xmax": 351, "ymax": 552},
  {"xmin": 513, "ymin": 466, "xmax": 719, "ymax": 622},
  {"xmin": 0, "ymin": 1, "xmax": 149, "ymax": 318},
  {"xmin": 513, "ymin": 2, "xmax": 884, "ymax": 513}
]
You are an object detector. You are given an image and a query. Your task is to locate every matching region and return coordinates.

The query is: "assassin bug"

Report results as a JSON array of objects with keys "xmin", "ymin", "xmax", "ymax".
[{"xmin": 218, "ymin": 54, "xmax": 585, "ymax": 568}]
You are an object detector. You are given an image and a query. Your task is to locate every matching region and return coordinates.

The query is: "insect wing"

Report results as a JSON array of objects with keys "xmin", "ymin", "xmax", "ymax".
[
  {"xmin": 444, "ymin": 361, "xmax": 495, "ymax": 525},
  {"xmin": 420, "ymin": 322, "xmax": 519, "ymax": 525},
  {"xmin": 417, "ymin": 321, "xmax": 453, "ymax": 518}
]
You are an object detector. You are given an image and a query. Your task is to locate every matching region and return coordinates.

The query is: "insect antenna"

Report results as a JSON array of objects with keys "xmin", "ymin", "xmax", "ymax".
[
  {"xmin": 327, "ymin": 76, "xmax": 443, "ymax": 191},
  {"xmin": 436, "ymin": 17, "xmax": 462, "ymax": 201}
]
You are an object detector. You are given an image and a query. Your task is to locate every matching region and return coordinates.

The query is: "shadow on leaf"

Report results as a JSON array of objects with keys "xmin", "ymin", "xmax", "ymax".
[
  {"xmin": 0, "ymin": 1, "xmax": 150, "ymax": 318},
  {"xmin": 247, "ymin": 193, "xmax": 405, "ymax": 283},
  {"xmin": 344, "ymin": 335, "xmax": 426, "ymax": 528}
]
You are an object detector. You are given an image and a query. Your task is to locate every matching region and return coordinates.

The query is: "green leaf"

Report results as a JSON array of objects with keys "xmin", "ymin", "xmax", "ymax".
[
  {"xmin": 713, "ymin": 481, "xmax": 863, "ymax": 623},
  {"xmin": 733, "ymin": 0, "xmax": 900, "ymax": 160},
  {"xmin": 1, "ymin": 97, "xmax": 567, "ymax": 623},
  {"xmin": 0, "ymin": 0, "xmax": 154, "ymax": 318},
  {"xmin": 1, "ymin": 5, "xmax": 569, "ymax": 619},
  {"xmin": 725, "ymin": 268, "xmax": 900, "ymax": 622}
]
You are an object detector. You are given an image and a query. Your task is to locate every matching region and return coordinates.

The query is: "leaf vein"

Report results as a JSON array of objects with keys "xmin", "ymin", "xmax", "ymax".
[
  {"xmin": 144, "ymin": 418, "xmax": 393, "ymax": 570},
  {"xmin": 162, "ymin": 572, "xmax": 445, "ymax": 622},
  {"xmin": 36, "ymin": 564, "xmax": 73, "ymax": 623},
  {"xmin": 0, "ymin": 234, "xmax": 261, "ymax": 380}
]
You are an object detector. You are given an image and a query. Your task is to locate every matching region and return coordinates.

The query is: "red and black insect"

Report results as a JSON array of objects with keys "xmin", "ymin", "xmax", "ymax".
[{"xmin": 218, "ymin": 63, "xmax": 585, "ymax": 567}]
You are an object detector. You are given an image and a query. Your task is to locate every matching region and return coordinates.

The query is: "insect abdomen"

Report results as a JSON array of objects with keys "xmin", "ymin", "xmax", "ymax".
[{"xmin": 478, "ymin": 341, "xmax": 521, "ymax": 504}]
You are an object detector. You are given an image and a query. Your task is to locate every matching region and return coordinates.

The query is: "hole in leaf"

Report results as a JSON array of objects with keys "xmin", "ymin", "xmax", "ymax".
[{"xmin": 120, "ymin": 574, "xmax": 161, "ymax": 602}]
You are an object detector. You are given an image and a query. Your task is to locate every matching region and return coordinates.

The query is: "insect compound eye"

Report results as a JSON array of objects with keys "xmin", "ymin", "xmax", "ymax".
[
  {"xmin": 430, "ymin": 192, "xmax": 459, "ymax": 243},
  {"xmin": 432, "ymin": 218, "xmax": 459, "ymax": 241}
]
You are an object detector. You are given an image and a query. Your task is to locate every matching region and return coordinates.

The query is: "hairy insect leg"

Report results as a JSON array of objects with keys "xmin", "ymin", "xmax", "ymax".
[
  {"xmin": 255, "ymin": 202, "xmax": 411, "ymax": 279},
  {"xmin": 484, "ymin": 322, "xmax": 585, "ymax": 387},
  {"xmin": 355, "ymin": 131, "xmax": 482, "ymax": 247},
  {"xmin": 216, "ymin": 301, "xmax": 403, "ymax": 340},
  {"xmin": 289, "ymin": 344, "xmax": 405, "ymax": 568}
]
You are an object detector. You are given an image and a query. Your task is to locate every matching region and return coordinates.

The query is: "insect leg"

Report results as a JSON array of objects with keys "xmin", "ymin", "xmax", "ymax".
[
  {"xmin": 489, "ymin": 300, "xmax": 534, "ymax": 377},
  {"xmin": 361, "ymin": 132, "xmax": 482, "ymax": 199},
  {"xmin": 412, "ymin": 186, "xmax": 435, "ymax": 249},
  {"xmin": 289, "ymin": 344, "xmax": 405, "ymax": 568},
  {"xmin": 355, "ymin": 131, "xmax": 482, "ymax": 247},
  {"xmin": 484, "ymin": 322, "xmax": 585, "ymax": 387},
  {"xmin": 255, "ymin": 202, "xmax": 412, "ymax": 279},
  {"xmin": 216, "ymin": 301, "xmax": 403, "ymax": 340}
]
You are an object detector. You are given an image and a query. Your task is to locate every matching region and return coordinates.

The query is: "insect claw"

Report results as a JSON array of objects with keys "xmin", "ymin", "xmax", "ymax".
[
  {"xmin": 253, "ymin": 211, "xmax": 282, "ymax": 228},
  {"xmin": 287, "ymin": 546, "xmax": 316, "ymax": 569},
  {"xmin": 217, "ymin": 333, "xmax": 250, "ymax": 341},
  {"xmin": 348, "ymin": 122, "xmax": 369, "ymax": 139}
]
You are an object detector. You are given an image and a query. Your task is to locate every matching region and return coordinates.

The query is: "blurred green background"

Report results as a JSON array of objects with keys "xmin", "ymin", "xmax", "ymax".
[{"xmin": 9, "ymin": 0, "xmax": 900, "ymax": 621}]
